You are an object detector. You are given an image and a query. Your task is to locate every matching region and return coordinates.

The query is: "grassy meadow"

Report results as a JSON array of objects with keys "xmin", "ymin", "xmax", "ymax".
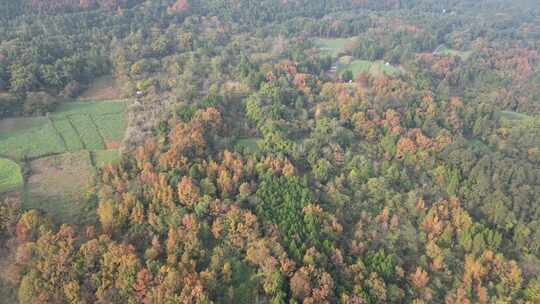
[
  {"xmin": 0, "ymin": 158, "xmax": 23, "ymax": 193},
  {"xmin": 23, "ymin": 151, "xmax": 96, "ymax": 223},
  {"xmin": 315, "ymin": 37, "xmax": 358, "ymax": 57},
  {"xmin": 93, "ymin": 149, "xmax": 122, "ymax": 167}
]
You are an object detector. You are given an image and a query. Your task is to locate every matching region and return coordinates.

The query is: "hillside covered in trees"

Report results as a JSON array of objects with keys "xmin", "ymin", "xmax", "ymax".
[{"xmin": 1, "ymin": 0, "xmax": 540, "ymax": 303}]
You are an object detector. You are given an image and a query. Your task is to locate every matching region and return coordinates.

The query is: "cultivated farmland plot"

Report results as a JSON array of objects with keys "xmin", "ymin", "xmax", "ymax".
[
  {"xmin": 0, "ymin": 120, "xmax": 65, "ymax": 160},
  {"xmin": 51, "ymin": 118, "xmax": 85, "ymax": 151},
  {"xmin": 0, "ymin": 100, "xmax": 127, "ymax": 160},
  {"xmin": 52, "ymin": 100, "xmax": 126, "ymax": 117},
  {"xmin": 69, "ymin": 114, "xmax": 105, "ymax": 150},
  {"xmin": 0, "ymin": 99, "xmax": 128, "ymax": 222},
  {"xmin": 92, "ymin": 113, "xmax": 126, "ymax": 143}
]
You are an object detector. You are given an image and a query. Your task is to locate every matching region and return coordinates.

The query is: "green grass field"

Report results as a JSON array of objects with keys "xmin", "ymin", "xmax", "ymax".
[
  {"xmin": 500, "ymin": 110, "xmax": 531, "ymax": 121},
  {"xmin": 52, "ymin": 118, "xmax": 85, "ymax": 151},
  {"xmin": 92, "ymin": 113, "xmax": 126, "ymax": 142},
  {"xmin": 235, "ymin": 137, "xmax": 261, "ymax": 154},
  {"xmin": 343, "ymin": 59, "xmax": 372, "ymax": 75},
  {"xmin": 315, "ymin": 37, "xmax": 358, "ymax": 57},
  {"xmin": 0, "ymin": 100, "xmax": 127, "ymax": 160},
  {"xmin": 52, "ymin": 100, "xmax": 126, "ymax": 117},
  {"xmin": 0, "ymin": 158, "xmax": 23, "ymax": 193},
  {"xmin": 70, "ymin": 114, "xmax": 105, "ymax": 150},
  {"xmin": 315, "ymin": 38, "xmax": 402, "ymax": 78},
  {"xmin": 437, "ymin": 47, "xmax": 472, "ymax": 60},
  {"xmin": 0, "ymin": 116, "xmax": 47, "ymax": 133},
  {"xmin": 0, "ymin": 121, "xmax": 65, "ymax": 159},
  {"xmin": 93, "ymin": 149, "xmax": 122, "ymax": 167},
  {"xmin": 338, "ymin": 59, "xmax": 401, "ymax": 78},
  {"xmin": 499, "ymin": 110, "xmax": 533, "ymax": 128}
]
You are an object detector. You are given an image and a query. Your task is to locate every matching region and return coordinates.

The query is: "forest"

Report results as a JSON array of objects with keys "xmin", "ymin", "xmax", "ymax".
[{"xmin": 1, "ymin": 0, "xmax": 540, "ymax": 303}]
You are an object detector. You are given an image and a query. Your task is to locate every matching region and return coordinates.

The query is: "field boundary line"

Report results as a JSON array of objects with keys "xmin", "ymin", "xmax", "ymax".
[
  {"xmin": 69, "ymin": 98, "xmax": 129, "ymax": 105},
  {"xmin": 99, "ymin": 111, "xmax": 124, "ymax": 117},
  {"xmin": 66, "ymin": 115, "xmax": 87, "ymax": 150},
  {"xmin": 87, "ymin": 114, "xmax": 107, "ymax": 148},
  {"xmin": 47, "ymin": 117, "xmax": 68, "ymax": 152},
  {"xmin": 28, "ymin": 152, "xmax": 67, "ymax": 162},
  {"xmin": 88, "ymin": 150, "xmax": 97, "ymax": 169}
]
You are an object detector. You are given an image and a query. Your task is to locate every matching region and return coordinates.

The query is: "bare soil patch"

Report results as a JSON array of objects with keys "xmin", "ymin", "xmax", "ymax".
[
  {"xmin": 79, "ymin": 75, "xmax": 122, "ymax": 101},
  {"xmin": 105, "ymin": 140, "xmax": 121, "ymax": 149}
]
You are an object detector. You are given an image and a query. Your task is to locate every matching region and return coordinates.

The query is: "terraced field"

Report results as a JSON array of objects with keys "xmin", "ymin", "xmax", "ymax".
[
  {"xmin": 52, "ymin": 118, "xmax": 85, "ymax": 151},
  {"xmin": 0, "ymin": 100, "xmax": 126, "ymax": 160},
  {"xmin": 0, "ymin": 121, "xmax": 65, "ymax": 159},
  {"xmin": 93, "ymin": 113, "xmax": 126, "ymax": 142},
  {"xmin": 69, "ymin": 114, "xmax": 105, "ymax": 150}
]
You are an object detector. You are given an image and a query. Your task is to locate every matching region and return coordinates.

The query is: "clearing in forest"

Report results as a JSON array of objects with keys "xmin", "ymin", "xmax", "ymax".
[
  {"xmin": 235, "ymin": 137, "xmax": 261, "ymax": 154},
  {"xmin": 500, "ymin": 110, "xmax": 531, "ymax": 121},
  {"xmin": 315, "ymin": 38, "xmax": 402, "ymax": 78},
  {"xmin": 315, "ymin": 37, "xmax": 359, "ymax": 57},
  {"xmin": 435, "ymin": 46, "xmax": 472, "ymax": 60},
  {"xmin": 499, "ymin": 110, "xmax": 533, "ymax": 128},
  {"xmin": 338, "ymin": 59, "xmax": 401, "ymax": 78}
]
